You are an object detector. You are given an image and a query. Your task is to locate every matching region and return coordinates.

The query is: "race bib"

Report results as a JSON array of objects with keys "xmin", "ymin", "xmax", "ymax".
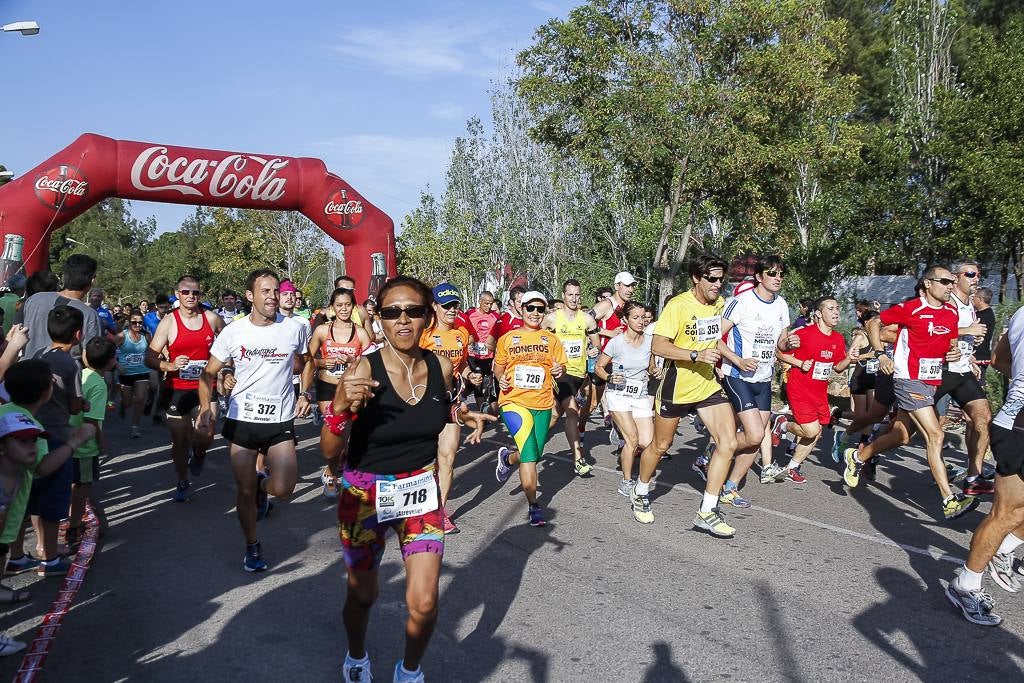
[
  {"xmin": 326, "ymin": 362, "xmax": 348, "ymax": 378},
  {"xmin": 375, "ymin": 470, "xmax": 438, "ymax": 523},
  {"xmin": 239, "ymin": 392, "xmax": 282, "ymax": 423},
  {"xmin": 178, "ymin": 360, "xmax": 207, "ymax": 381},
  {"xmin": 918, "ymin": 357, "xmax": 942, "ymax": 381},
  {"xmin": 865, "ymin": 358, "xmax": 879, "ymax": 375},
  {"xmin": 562, "ymin": 340, "xmax": 583, "ymax": 359},
  {"xmin": 812, "ymin": 361, "xmax": 833, "ymax": 381},
  {"xmin": 695, "ymin": 316, "xmax": 722, "ymax": 342},
  {"xmin": 611, "ymin": 378, "xmax": 644, "ymax": 397},
  {"xmin": 513, "ymin": 365, "xmax": 545, "ymax": 390},
  {"xmin": 470, "ymin": 342, "xmax": 489, "ymax": 356},
  {"xmin": 958, "ymin": 340, "xmax": 973, "ymax": 356},
  {"xmin": 123, "ymin": 352, "xmax": 144, "ymax": 367},
  {"xmin": 752, "ymin": 339, "xmax": 776, "ymax": 363}
]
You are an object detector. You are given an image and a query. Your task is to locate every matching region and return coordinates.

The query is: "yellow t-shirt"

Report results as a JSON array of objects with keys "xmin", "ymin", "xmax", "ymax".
[
  {"xmin": 550, "ymin": 309, "xmax": 589, "ymax": 378},
  {"xmin": 420, "ymin": 325, "xmax": 469, "ymax": 375},
  {"xmin": 653, "ymin": 290, "xmax": 724, "ymax": 404},
  {"xmin": 494, "ymin": 327, "xmax": 567, "ymax": 410}
]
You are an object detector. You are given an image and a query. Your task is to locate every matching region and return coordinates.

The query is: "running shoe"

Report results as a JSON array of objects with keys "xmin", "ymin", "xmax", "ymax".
[
  {"xmin": 945, "ymin": 581, "xmax": 1001, "ymax": 626},
  {"xmin": 188, "ymin": 446, "xmax": 205, "ymax": 477},
  {"xmin": 982, "ymin": 461, "xmax": 996, "ymax": 480},
  {"xmin": 784, "ymin": 466, "xmax": 807, "ymax": 484},
  {"xmin": 830, "ymin": 431, "xmax": 845, "ymax": 463},
  {"xmin": 693, "ymin": 507, "xmax": 736, "ymax": 538},
  {"xmin": 962, "ymin": 478, "xmax": 995, "ymax": 496},
  {"xmin": 617, "ymin": 479, "xmax": 635, "ymax": 498},
  {"xmin": 828, "ymin": 406, "xmax": 842, "ymax": 428},
  {"xmin": 256, "ymin": 471, "xmax": 271, "ymax": 521},
  {"xmin": 173, "ymin": 479, "xmax": 191, "ymax": 502},
  {"xmin": 760, "ymin": 462, "xmax": 786, "ymax": 484},
  {"xmin": 843, "ymin": 448, "xmax": 863, "ymax": 488},
  {"xmin": 342, "ymin": 653, "xmax": 372, "ymax": 682},
  {"xmin": 128, "ymin": 426, "xmax": 142, "ymax": 439},
  {"xmin": 603, "ymin": 413, "xmax": 613, "ymax": 429},
  {"xmin": 631, "ymin": 487, "xmax": 654, "ymax": 524},
  {"xmin": 244, "ymin": 542, "xmax": 268, "ymax": 572},
  {"xmin": 442, "ymin": 512, "xmax": 459, "ymax": 535},
  {"xmin": 495, "ymin": 447, "xmax": 513, "ymax": 483},
  {"xmin": 942, "ymin": 493, "xmax": 979, "ymax": 521},
  {"xmin": 0, "ymin": 633, "xmax": 26, "ymax": 657},
  {"xmin": 861, "ymin": 456, "xmax": 878, "ymax": 481},
  {"xmin": 945, "ymin": 462, "xmax": 968, "ymax": 485},
  {"xmin": 719, "ymin": 486, "xmax": 751, "ymax": 509},
  {"xmin": 393, "ymin": 661, "xmax": 425, "ymax": 683},
  {"xmin": 988, "ymin": 553, "xmax": 1022, "ymax": 593},
  {"xmin": 770, "ymin": 415, "xmax": 788, "ymax": 447},
  {"xmin": 528, "ymin": 504, "xmax": 546, "ymax": 527},
  {"xmin": 36, "ymin": 555, "xmax": 71, "ymax": 577},
  {"xmin": 691, "ymin": 455, "xmax": 709, "ymax": 482},
  {"xmin": 5, "ymin": 554, "xmax": 40, "ymax": 575},
  {"xmin": 322, "ymin": 469, "xmax": 340, "ymax": 499},
  {"xmin": 574, "ymin": 458, "xmax": 593, "ymax": 477}
]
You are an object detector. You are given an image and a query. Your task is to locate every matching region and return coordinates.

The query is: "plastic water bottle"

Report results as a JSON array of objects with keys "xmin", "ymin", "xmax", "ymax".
[
  {"xmin": 614, "ymin": 363, "xmax": 625, "ymax": 391},
  {"xmin": 587, "ymin": 354, "xmax": 597, "ymax": 374}
]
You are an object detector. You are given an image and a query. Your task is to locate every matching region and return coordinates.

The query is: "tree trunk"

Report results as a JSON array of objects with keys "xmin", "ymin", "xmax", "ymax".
[
  {"xmin": 1000, "ymin": 248, "xmax": 1010, "ymax": 304},
  {"xmin": 1015, "ymin": 239, "xmax": 1024, "ymax": 303}
]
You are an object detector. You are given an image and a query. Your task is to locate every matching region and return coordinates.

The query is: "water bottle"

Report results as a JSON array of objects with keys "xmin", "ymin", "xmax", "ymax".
[
  {"xmin": 587, "ymin": 354, "xmax": 597, "ymax": 375},
  {"xmin": 614, "ymin": 363, "xmax": 625, "ymax": 391}
]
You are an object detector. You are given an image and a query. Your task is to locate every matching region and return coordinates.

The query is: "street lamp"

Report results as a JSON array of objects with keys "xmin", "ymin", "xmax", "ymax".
[
  {"xmin": 0, "ymin": 166, "xmax": 12, "ymax": 185},
  {"xmin": 2, "ymin": 21, "xmax": 40, "ymax": 36}
]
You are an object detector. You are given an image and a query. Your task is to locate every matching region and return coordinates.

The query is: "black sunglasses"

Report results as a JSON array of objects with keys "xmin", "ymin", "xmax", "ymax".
[
  {"xmin": 439, "ymin": 301, "xmax": 460, "ymax": 310},
  {"xmin": 929, "ymin": 277, "xmax": 956, "ymax": 286},
  {"xmin": 178, "ymin": 289, "xmax": 202, "ymax": 297},
  {"xmin": 702, "ymin": 275, "xmax": 724, "ymax": 284},
  {"xmin": 524, "ymin": 304, "xmax": 547, "ymax": 313},
  {"xmin": 959, "ymin": 271, "xmax": 979, "ymax": 279},
  {"xmin": 763, "ymin": 269, "xmax": 785, "ymax": 278},
  {"xmin": 379, "ymin": 305, "xmax": 430, "ymax": 320},
  {"xmin": 130, "ymin": 320, "xmax": 143, "ymax": 325}
]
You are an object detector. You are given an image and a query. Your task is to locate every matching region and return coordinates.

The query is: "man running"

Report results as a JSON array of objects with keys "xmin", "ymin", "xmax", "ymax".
[
  {"xmin": 197, "ymin": 269, "xmax": 312, "ymax": 572},
  {"xmin": 463, "ymin": 291, "xmax": 498, "ymax": 410},
  {"xmin": 487, "ymin": 286, "xmax": 526, "ymax": 351},
  {"xmin": 843, "ymin": 265, "xmax": 977, "ymax": 520},
  {"xmin": 633, "ymin": 254, "xmax": 740, "ymax": 538},
  {"xmin": 583, "ymin": 274, "xmax": 635, "ymax": 431},
  {"xmin": 543, "ymin": 279, "xmax": 601, "ymax": 478},
  {"xmin": 146, "ymin": 276, "xmax": 225, "ymax": 501},
  {"xmin": 216, "ymin": 290, "xmax": 241, "ymax": 325}
]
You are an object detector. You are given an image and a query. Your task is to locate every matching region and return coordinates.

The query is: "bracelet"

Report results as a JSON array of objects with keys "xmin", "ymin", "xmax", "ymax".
[{"xmin": 323, "ymin": 404, "xmax": 355, "ymax": 436}]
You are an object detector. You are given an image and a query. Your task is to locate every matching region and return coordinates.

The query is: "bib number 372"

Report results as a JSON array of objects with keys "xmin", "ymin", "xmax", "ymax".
[{"xmin": 375, "ymin": 471, "xmax": 438, "ymax": 523}]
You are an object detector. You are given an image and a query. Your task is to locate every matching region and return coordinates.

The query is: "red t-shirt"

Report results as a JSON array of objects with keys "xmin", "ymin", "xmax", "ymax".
[
  {"xmin": 881, "ymin": 297, "xmax": 959, "ymax": 385},
  {"xmin": 465, "ymin": 307, "xmax": 498, "ymax": 358},
  {"xmin": 598, "ymin": 302, "xmax": 627, "ymax": 351},
  {"xmin": 492, "ymin": 310, "xmax": 524, "ymax": 341},
  {"xmin": 786, "ymin": 324, "xmax": 846, "ymax": 400}
]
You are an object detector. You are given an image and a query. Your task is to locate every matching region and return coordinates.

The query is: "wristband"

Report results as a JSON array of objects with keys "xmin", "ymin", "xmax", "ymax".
[
  {"xmin": 874, "ymin": 350, "xmax": 886, "ymax": 358},
  {"xmin": 323, "ymin": 404, "xmax": 355, "ymax": 436}
]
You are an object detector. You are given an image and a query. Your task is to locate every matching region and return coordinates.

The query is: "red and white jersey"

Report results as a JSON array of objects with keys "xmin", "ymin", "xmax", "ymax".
[
  {"xmin": 598, "ymin": 300, "xmax": 627, "ymax": 351},
  {"xmin": 492, "ymin": 310, "xmax": 524, "ymax": 341},
  {"xmin": 463, "ymin": 307, "xmax": 498, "ymax": 359},
  {"xmin": 880, "ymin": 297, "xmax": 959, "ymax": 385},
  {"xmin": 786, "ymin": 324, "xmax": 846, "ymax": 397}
]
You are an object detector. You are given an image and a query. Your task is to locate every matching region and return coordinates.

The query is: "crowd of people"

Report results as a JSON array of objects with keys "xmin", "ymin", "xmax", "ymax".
[{"xmin": 0, "ymin": 250, "xmax": 1020, "ymax": 680}]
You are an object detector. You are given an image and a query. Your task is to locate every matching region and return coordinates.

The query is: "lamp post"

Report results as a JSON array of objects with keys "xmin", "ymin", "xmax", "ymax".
[{"xmin": 2, "ymin": 21, "xmax": 40, "ymax": 36}]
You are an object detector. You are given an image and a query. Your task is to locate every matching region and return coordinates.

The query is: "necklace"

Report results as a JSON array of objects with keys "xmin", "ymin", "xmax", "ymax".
[{"xmin": 387, "ymin": 344, "xmax": 427, "ymax": 405}]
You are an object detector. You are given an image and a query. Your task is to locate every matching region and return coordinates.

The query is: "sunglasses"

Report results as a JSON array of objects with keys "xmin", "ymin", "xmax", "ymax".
[
  {"xmin": 702, "ymin": 275, "xmax": 724, "ymax": 284},
  {"xmin": 959, "ymin": 271, "xmax": 979, "ymax": 279},
  {"xmin": 178, "ymin": 289, "xmax": 202, "ymax": 297},
  {"xmin": 763, "ymin": 270, "xmax": 785, "ymax": 278},
  {"xmin": 929, "ymin": 277, "xmax": 956, "ymax": 286},
  {"xmin": 439, "ymin": 301, "xmax": 460, "ymax": 310},
  {"xmin": 130, "ymin": 320, "xmax": 143, "ymax": 325},
  {"xmin": 379, "ymin": 305, "xmax": 430, "ymax": 320},
  {"xmin": 524, "ymin": 304, "xmax": 547, "ymax": 313}
]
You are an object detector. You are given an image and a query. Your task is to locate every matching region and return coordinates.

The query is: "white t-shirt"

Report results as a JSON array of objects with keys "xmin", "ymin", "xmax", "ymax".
[
  {"xmin": 644, "ymin": 322, "xmax": 664, "ymax": 371},
  {"xmin": 604, "ymin": 332, "xmax": 652, "ymax": 395},
  {"xmin": 210, "ymin": 314, "xmax": 310, "ymax": 423},
  {"xmin": 994, "ymin": 308, "xmax": 1024, "ymax": 431},
  {"xmin": 948, "ymin": 291, "xmax": 977, "ymax": 374},
  {"xmin": 721, "ymin": 290, "xmax": 790, "ymax": 383}
]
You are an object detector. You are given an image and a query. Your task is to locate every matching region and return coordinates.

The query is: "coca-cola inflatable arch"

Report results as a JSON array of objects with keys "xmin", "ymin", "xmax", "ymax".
[{"xmin": 0, "ymin": 133, "xmax": 395, "ymax": 300}]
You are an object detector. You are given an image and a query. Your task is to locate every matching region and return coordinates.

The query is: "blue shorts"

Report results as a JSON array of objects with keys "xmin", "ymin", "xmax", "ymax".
[
  {"xmin": 27, "ymin": 439, "xmax": 72, "ymax": 522},
  {"xmin": 722, "ymin": 376, "xmax": 772, "ymax": 413}
]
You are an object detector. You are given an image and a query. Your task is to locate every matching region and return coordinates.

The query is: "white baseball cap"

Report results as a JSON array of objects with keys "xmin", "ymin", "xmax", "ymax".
[
  {"xmin": 614, "ymin": 271, "xmax": 637, "ymax": 286},
  {"xmin": 0, "ymin": 411, "xmax": 46, "ymax": 440},
  {"xmin": 521, "ymin": 291, "xmax": 547, "ymax": 306}
]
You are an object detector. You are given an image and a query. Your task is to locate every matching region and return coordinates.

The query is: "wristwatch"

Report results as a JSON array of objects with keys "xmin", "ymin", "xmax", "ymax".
[
  {"xmin": 300, "ymin": 390, "xmax": 313, "ymax": 402},
  {"xmin": 689, "ymin": 350, "xmax": 699, "ymax": 363},
  {"xmin": 873, "ymin": 350, "xmax": 886, "ymax": 358}
]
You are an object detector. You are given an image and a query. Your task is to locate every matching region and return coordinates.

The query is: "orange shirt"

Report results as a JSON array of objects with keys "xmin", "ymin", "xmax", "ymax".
[
  {"xmin": 494, "ymin": 327, "xmax": 567, "ymax": 410},
  {"xmin": 420, "ymin": 325, "xmax": 470, "ymax": 375}
]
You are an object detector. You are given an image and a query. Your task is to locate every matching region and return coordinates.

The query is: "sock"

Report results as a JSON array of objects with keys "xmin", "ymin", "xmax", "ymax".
[
  {"xmin": 997, "ymin": 533, "xmax": 1024, "ymax": 556},
  {"xmin": 700, "ymin": 491, "xmax": 718, "ymax": 513},
  {"xmin": 787, "ymin": 460, "xmax": 800, "ymax": 470},
  {"xmin": 955, "ymin": 565, "xmax": 984, "ymax": 592},
  {"xmin": 346, "ymin": 651, "xmax": 369, "ymax": 664},
  {"xmin": 397, "ymin": 663, "xmax": 422, "ymax": 680},
  {"xmin": 634, "ymin": 480, "xmax": 650, "ymax": 496}
]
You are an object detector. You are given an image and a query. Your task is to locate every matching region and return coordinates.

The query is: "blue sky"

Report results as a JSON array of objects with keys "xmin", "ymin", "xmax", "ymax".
[{"xmin": 1, "ymin": 0, "xmax": 571, "ymax": 237}]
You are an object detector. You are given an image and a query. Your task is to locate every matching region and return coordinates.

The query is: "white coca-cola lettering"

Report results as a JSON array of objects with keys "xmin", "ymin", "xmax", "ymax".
[
  {"xmin": 325, "ymin": 199, "xmax": 363, "ymax": 216},
  {"xmin": 34, "ymin": 177, "xmax": 88, "ymax": 196},
  {"xmin": 130, "ymin": 146, "xmax": 289, "ymax": 202}
]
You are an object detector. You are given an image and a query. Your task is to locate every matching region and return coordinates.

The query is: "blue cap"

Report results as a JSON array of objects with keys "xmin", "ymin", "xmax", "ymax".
[{"xmin": 432, "ymin": 282, "xmax": 461, "ymax": 306}]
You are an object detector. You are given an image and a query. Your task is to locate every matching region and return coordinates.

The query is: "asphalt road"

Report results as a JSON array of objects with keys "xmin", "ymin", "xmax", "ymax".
[{"xmin": 1, "ymin": 412, "xmax": 1022, "ymax": 682}]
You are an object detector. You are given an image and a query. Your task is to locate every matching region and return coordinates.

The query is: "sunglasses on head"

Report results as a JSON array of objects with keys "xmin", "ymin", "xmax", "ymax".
[
  {"xmin": 959, "ymin": 271, "xmax": 979, "ymax": 278},
  {"xmin": 702, "ymin": 275, "xmax": 724, "ymax": 284},
  {"xmin": 379, "ymin": 305, "xmax": 430, "ymax": 320},
  {"xmin": 524, "ymin": 304, "xmax": 547, "ymax": 313},
  {"xmin": 439, "ymin": 301, "xmax": 460, "ymax": 310},
  {"xmin": 929, "ymin": 277, "xmax": 956, "ymax": 286},
  {"xmin": 178, "ymin": 289, "xmax": 202, "ymax": 297},
  {"xmin": 763, "ymin": 269, "xmax": 785, "ymax": 278}
]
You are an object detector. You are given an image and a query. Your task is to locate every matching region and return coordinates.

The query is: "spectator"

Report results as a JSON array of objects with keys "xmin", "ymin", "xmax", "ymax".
[
  {"xmin": 21, "ymin": 255, "xmax": 101, "ymax": 359},
  {"xmin": 0, "ymin": 275, "xmax": 25, "ymax": 336}
]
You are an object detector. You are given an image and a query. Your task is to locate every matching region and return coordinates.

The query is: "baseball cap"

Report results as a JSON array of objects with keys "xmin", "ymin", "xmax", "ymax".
[
  {"xmin": 614, "ymin": 271, "xmax": 637, "ymax": 286},
  {"xmin": 732, "ymin": 279, "xmax": 756, "ymax": 297},
  {"xmin": 0, "ymin": 412, "xmax": 46, "ymax": 440},
  {"xmin": 280, "ymin": 280, "xmax": 297, "ymax": 294},
  {"xmin": 432, "ymin": 282, "xmax": 461, "ymax": 306},
  {"xmin": 521, "ymin": 290, "xmax": 547, "ymax": 306}
]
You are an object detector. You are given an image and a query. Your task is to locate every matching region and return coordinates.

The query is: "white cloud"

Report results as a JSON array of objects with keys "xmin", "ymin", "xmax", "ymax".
[
  {"xmin": 331, "ymin": 24, "xmax": 499, "ymax": 78},
  {"xmin": 428, "ymin": 102, "xmax": 467, "ymax": 121}
]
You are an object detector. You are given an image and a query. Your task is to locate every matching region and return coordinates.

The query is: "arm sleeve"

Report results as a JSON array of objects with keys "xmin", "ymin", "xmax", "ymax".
[
  {"xmin": 84, "ymin": 374, "xmax": 107, "ymax": 420},
  {"xmin": 879, "ymin": 302, "xmax": 908, "ymax": 327},
  {"xmin": 494, "ymin": 338, "xmax": 508, "ymax": 367}
]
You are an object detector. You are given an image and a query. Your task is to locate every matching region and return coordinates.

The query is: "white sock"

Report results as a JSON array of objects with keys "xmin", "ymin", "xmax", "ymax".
[
  {"xmin": 787, "ymin": 461, "xmax": 800, "ymax": 470},
  {"xmin": 700, "ymin": 491, "xmax": 718, "ymax": 513},
  {"xmin": 997, "ymin": 533, "xmax": 1024, "ymax": 556},
  {"xmin": 399, "ymin": 664, "xmax": 421, "ymax": 678},
  {"xmin": 346, "ymin": 651, "xmax": 368, "ymax": 664},
  {"xmin": 634, "ymin": 480, "xmax": 650, "ymax": 496},
  {"xmin": 955, "ymin": 565, "xmax": 984, "ymax": 592}
]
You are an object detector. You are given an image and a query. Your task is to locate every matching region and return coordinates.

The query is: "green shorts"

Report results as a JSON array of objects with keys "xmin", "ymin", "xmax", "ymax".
[{"xmin": 499, "ymin": 405, "xmax": 552, "ymax": 463}]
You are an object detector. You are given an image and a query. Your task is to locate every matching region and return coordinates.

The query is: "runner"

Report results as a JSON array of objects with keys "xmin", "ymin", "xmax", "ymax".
[
  {"xmin": 114, "ymin": 309, "xmax": 150, "ymax": 438},
  {"xmin": 196, "ymin": 269, "xmax": 312, "ymax": 572},
  {"xmin": 843, "ymin": 266, "xmax": 978, "ymax": 520},
  {"xmin": 771, "ymin": 297, "xmax": 858, "ymax": 483},
  {"xmin": 946, "ymin": 305, "xmax": 1024, "ymax": 626},
  {"xmin": 493, "ymin": 291, "xmax": 568, "ymax": 527},
  {"xmin": 583, "ymin": 274, "xmax": 635, "ymax": 432},
  {"xmin": 543, "ymin": 279, "xmax": 601, "ymax": 478},
  {"xmin": 216, "ymin": 290, "xmax": 241, "ymax": 325},
  {"xmin": 145, "ymin": 276, "xmax": 225, "ymax": 501},
  {"xmin": 486, "ymin": 286, "xmax": 526, "ymax": 349},
  {"xmin": 716, "ymin": 256, "xmax": 793, "ymax": 503},
  {"xmin": 278, "ymin": 278, "xmax": 312, "ymax": 394},
  {"xmin": 831, "ymin": 311, "xmax": 880, "ymax": 462},
  {"xmin": 331, "ymin": 275, "xmax": 491, "ymax": 682},
  {"xmin": 463, "ymin": 291, "xmax": 498, "ymax": 411},
  {"xmin": 973, "ymin": 287, "xmax": 996, "ymax": 382},
  {"xmin": 308, "ymin": 288, "xmax": 371, "ymax": 498},
  {"xmin": 634, "ymin": 254, "xmax": 740, "ymax": 537},
  {"xmin": 313, "ymin": 275, "xmax": 376, "ymax": 339},
  {"xmin": 594, "ymin": 301, "xmax": 653, "ymax": 496}
]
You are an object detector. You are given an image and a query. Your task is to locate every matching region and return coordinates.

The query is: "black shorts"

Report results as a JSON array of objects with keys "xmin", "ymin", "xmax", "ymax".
[
  {"xmin": 850, "ymin": 369, "xmax": 877, "ymax": 396},
  {"xmin": 555, "ymin": 374, "xmax": 586, "ymax": 403},
  {"xmin": 316, "ymin": 378, "xmax": 338, "ymax": 403},
  {"xmin": 119, "ymin": 373, "xmax": 149, "ymax": 387},
  {"xmin": 935, "ymin": 370, "xmax": 987, "ymax": 406},
  {"xmin": 874, "ymin": 372, "xmax": 896, "ymax": 408},
  {"xmin": 722, "ymin": 376, "xmax": 772, "ymax": 413},
  {"xmin": 73, "ymin": 456, "xmax": 100, "ymax": 484},
  {"xmin": 223, "ymin": 418, "xmax": 296, "ymax": 452},
  {"xmin": 990, "ymin": 424, "xmax": 1024, "ymax": 478},
  {"xmin": 161, "ymin": 388, "xmax": 202, "ymax": 418},
  {"xmin": 657, "ymin": 390, "xmax": 729, "ymax": 419},
  {"xmin": 466, "ymin": 357, "xmax": 493, "ymax": 376}
]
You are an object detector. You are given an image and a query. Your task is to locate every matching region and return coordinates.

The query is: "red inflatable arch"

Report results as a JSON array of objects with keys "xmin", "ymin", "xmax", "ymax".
[{"xmin": 0, "ymin": 133, "xmax": 396, "ymax": 301}]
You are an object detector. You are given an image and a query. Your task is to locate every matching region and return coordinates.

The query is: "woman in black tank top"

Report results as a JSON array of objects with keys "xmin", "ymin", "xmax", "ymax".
[{"xmin": 327, "ymin": 276, "xmax": 493, "ymax": 682}]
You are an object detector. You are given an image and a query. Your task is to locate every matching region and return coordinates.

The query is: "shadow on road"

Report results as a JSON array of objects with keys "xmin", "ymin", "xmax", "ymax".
[{"xmin": 641, "ymin": 640, "xmax": 689, "ymax": 682}]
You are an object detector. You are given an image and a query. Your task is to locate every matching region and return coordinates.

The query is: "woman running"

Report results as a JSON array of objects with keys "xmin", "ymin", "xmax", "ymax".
[
  {"xmin": 595, "ymin": 301, "xmax": 654, "ymax": 497},
  {"xmin": 832, "ymin": 310, "xmax": 880, "ymax": 462},
  {"xmin": 331, "ymin": 275, "xmax": 491, "ymax": 683},
  {"xmin": 492, "ymin": 290, "xmax": 567, "ymax": 527},
  {"xmin": 308, "ymin": 288, "xmax": 371, "ymax": 497},
  {"xmin": 114, "ymin": 309, "xmax": 151, "ymax": 438}
]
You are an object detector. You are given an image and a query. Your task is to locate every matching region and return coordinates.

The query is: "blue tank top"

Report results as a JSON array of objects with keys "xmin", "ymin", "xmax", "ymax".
[{"xmin": 118, "ymin": 332, "xmax": 149, "ymax": 376}]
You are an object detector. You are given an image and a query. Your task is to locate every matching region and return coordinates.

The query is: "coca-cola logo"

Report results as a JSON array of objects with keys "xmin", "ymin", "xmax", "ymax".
[
  {"xmin": 129, "ymin": 146, "xmax": 289, "ymax": 202},
  {"xmin": 323, "ymin": 187, "xmax": 365, "ymax": 229},
  {"xmin": 34, "ymin": 165, "xmax": 89, "ymax": 211}
]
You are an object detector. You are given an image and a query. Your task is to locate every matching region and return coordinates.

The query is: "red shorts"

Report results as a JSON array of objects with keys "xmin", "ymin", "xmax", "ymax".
[{"xmin": 788, "ymin": 389, "xmax": 831, "ymax": 425}]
